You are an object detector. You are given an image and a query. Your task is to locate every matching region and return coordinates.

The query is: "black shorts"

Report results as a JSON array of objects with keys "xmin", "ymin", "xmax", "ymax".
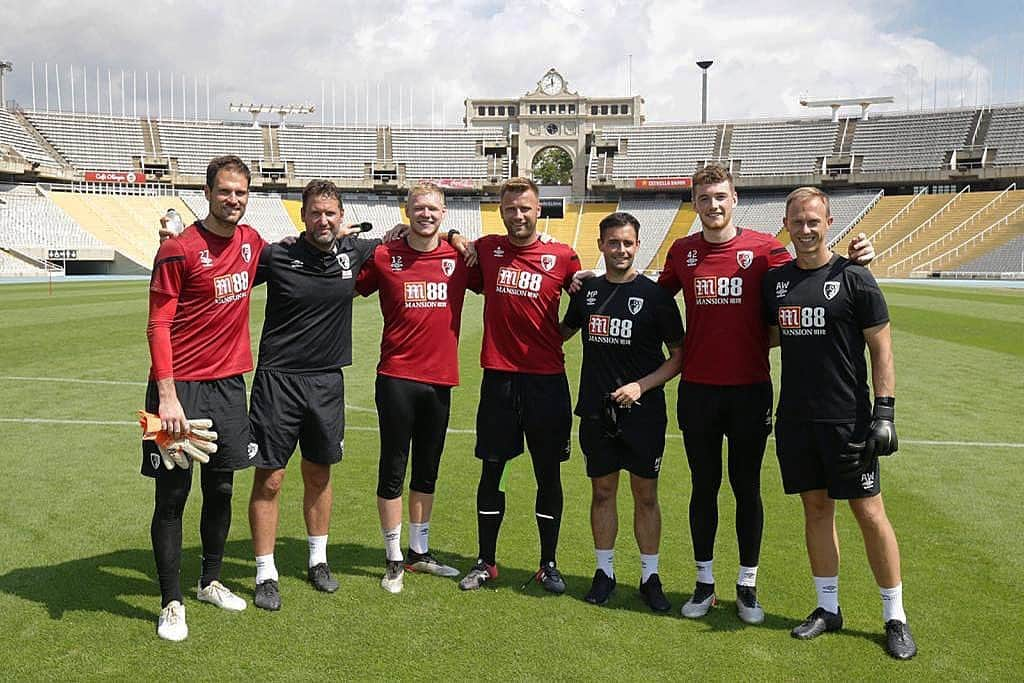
[
  {"xmin": 249, "ymin": 369, "xmax": 346, "ymax": 469},
  {"xmin": 141, "ymin": 376, "xmax": 251, "ymax": 477},
  {"xmin": 774, "ymin": 418, "xmax": 880, "ymax": 500},
  {"xmin": 579, "ymin": 409, "xmax": 666, "ymax": 479},
  {"xmin": 375, "ymin": 375, "xmax": 451, "ymax": 499},
  {"xmin": 474, "ymin": 369, "xmax": 571, "ymax": 463},
  {"xmin": 677, "ymin": 380, "xmax": 773, "ymax": 460}
]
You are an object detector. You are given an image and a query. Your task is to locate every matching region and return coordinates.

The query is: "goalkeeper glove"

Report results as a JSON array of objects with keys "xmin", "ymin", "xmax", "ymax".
[
  {"xmin": 838, "ymin": 397, "xmax": 897, "ymax": 476},
  {"xmin": 138, "ymin": 411, "xmax": 219, "ymax": 469}
]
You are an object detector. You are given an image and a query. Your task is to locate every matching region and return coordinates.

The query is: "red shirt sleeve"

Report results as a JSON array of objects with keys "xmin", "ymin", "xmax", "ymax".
[
  {"xmin": 768, "ymin": 238, "xmax": 792, "ymax": 268},
  {"xmin": 355, "ymin": 250, "xmax": 380, "ymax": 296},
  {"xmin": 561, "ymin": 249, "xmax": 582, "ymax": 291},
  {"xmin": 657, "ymin": 245, "xmax": 682, "ymax": 295},
  {"xmin": 147, "ymin": 240, "xmax": 186, "ymax": 380}
]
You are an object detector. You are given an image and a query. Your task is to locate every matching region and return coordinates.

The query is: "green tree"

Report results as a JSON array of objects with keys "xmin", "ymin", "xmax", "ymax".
[{"xmin": 531, "ymin": 147, "xmax": 573, "ymax": 185}]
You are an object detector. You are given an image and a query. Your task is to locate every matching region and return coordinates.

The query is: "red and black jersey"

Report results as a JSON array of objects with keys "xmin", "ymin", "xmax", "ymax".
[
  {"xmin": 356, "ymin": 238, "xmax": 476, "ymax": 386},
  {"xmin": 147, "ymin": 222, "xmax": 266, "ymax": 381},
  {"xmin": 658, "ymin": 228, "xmax": 791, "ymax": 385},
  {"xmin": 474, "ymin": 234, "xmax": 580, "ymax": 375}
]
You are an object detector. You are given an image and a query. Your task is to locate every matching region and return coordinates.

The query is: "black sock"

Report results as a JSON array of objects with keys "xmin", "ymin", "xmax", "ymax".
[
  {"xmin": 198, "ymin": 469, "xmax": 234, "ymax": 588},
  {"xmin": 476, "ymin": 460, "xmax": 506, "ymax": 565},
  {"xmin": 532, "ymin": 453, "xmax": 563, "ymax": 566},
  {"xmin": 151, "ymin": 468, "xmax": 192, "ymax": 606}
]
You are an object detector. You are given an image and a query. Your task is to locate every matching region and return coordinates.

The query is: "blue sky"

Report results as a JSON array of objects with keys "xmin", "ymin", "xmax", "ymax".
[{"xmin": 1, "ymin": 1, "xmax": 1021, "ymax": 123}]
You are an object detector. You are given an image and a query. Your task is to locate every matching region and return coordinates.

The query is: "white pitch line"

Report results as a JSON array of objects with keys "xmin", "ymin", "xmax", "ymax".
[
  {"xmin": 0, "ymin": 375, "xmax": 148, "ymax": 387},
  {"xmin": 0, "ymin": 417, "xmax": 476, "ymax": 434}
]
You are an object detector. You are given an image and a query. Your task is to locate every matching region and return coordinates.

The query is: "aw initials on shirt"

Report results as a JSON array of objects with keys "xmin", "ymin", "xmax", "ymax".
[
  {"xmin": 213, "ymin": 271, "xmax": 250, "ymax": 301},
  {"xmin": 404, "ymin": 281, "xmax": 448, "ymax": 301},
  {"xmin": 497, "ymin": 267, "xmax": 542, "ymax": 293}
]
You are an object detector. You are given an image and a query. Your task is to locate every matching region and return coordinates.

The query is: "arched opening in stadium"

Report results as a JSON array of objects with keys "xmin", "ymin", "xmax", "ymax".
[{"xmin": 531, "ymin": 146, "xmax": 573, "ymax": 186}]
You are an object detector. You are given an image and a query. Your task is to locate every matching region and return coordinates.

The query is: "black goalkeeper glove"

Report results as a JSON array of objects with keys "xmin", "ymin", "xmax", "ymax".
[{"xmin": 838, "ymin": 397, "xmax": 897, "ymax": 476}]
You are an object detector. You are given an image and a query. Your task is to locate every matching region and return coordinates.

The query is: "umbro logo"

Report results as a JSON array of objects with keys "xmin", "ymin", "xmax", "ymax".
[
  {"xmin": 493, "ymin": 247, "xmax": 504, "ymax": 258},
  {"xmin": 289, "ymin": 259, "xmax": 305, "ymax": 269},
  {"xmin": 391, "ymin": 255, "xmax": 404, "ymax": 272},
  {"xmin": 776, "ymin": 281, "xmax": 789, "ymax": 298},
  {"xmin": 199, "ymin": 249, "xmax": 213, "ymax": 268},
  {"xmin": 686, "ymin": 249, "xmax": 698, "ymax": 267},
  {"xmin": 585, "ymin": 290, "xmax": 598, "ymax": 306}
]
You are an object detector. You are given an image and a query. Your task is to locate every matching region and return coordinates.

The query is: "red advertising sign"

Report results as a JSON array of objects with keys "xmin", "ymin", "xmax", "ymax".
[
  {"xmin": 634, "ymin": 177, "xmax": 692, "ymax": 189},
  {"xmin": 427, "ymin": 178, "xmax": 476, "ymax": 190},
  {"xmin": 84, "ymin": 171, "xmax": 145, "ymax": 184}
]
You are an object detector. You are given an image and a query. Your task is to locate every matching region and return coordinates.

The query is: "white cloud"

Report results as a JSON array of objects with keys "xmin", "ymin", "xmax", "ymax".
[{"xmin": 0, "ymin": 0, "xmax": 1007, "ymax": 123}]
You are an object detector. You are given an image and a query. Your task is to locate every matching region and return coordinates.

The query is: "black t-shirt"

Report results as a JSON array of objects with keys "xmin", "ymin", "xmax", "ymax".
[
  {"xmin": 762, "ymin": 254, "xmax": 889, "ymax": 423},
  {"xmin": 255, "ymin": 234, "xmax": 379, "ymax": 372},
  {"xmin": 563, "ymin": 274, "xmax": 685, "ymax": 419}
]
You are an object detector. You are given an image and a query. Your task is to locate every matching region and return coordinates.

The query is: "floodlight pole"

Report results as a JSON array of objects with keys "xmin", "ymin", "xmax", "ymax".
[
  {"xmin": 697, "ymin": 60, "xmax": 713, "ymax": 124},
  {"xmin": 0, "ymin": 60, "xmax": 13, "ymax": 110}
]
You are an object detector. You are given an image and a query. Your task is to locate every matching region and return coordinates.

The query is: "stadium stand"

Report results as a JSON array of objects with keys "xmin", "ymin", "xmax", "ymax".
[
  {"xmin": 158, "ymin": 120, "xmax": 265, "ymax": 176},
  {"xmin": 480, "ymin": 202, "xmax": 505, "ymax": 236},
  {"xmin": 729, "ymin": 119, "xmax": 838, "ymax": 176},
  {"xmin": 283, "ymin": 198, "xmax": 304, "ymax": 230},
  {"xmin": 0, "ymin": 249, "xmax": 51, "ymax": 276},
  {"xmin": 0, "ymin": 188, "xmax": 109, "ymax": 252},
  {"xmin": 49, "ymin": 192, "xmax": 194, "ymax": 267},
  {"xmin": 573, "ymin": 202, "xmax": 619, "ymax": 270},
  {"xmin": 24, "ymin": 112, "xmax": 144, "ymax": 172},
  {"xmin": 732, "ymin": 193, "xmax": 788, "ymax": 235},
  {"xmin": 852, "ymin": 109, "xmax": 974, "ymax": 172},
  {"xmin": 536, "ymin": 203, "xmax": 580, "ymax": 245},
  {"xmin": 617, "ymin": 197, "xmax": 680, "ymax": 272},
  {"xmin": 648, "ymin": 205, "xmax": 698, "ymax": 273},
  {"xmin": 442, "ymin": 197, "xmax": 483, "ymax": 239},
  {"xmin": 341, "ymin": 194, "xmax": 402, "ymax": 239},
  {"xmin": 0, "ymin": 109, "xmax": 59, "ymax": 166},
  {"xmin": 830, "ymin": 193, "xmax": 914, "ymax": 252},
  {"xmin": 278, "ymin": 125, "xmax": 376, "ymax": 180},
  {"xmin": 955, "ymin": 233, "xmax": 1024, "ymax": 274},
  {"xmin": 179, "ymin": 191, "xmax": 297, "ymax": 243},
  {"xmin": 824, "ymin": 189, "xmax": 884, "ymax": 245},
  {"xmin": 592, "ymin": 124, "xmax": 717, "ymax": 179},
  {"xmin": 392, "ymin": 127, "xmax": 505, "ymax": 180},
  {"xmin": 985, "ymin": 106, "xmax": 1024, "ymax": 166}
]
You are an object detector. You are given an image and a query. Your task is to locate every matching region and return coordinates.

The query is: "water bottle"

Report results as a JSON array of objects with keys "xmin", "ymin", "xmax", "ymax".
[{"xmin": 165, "ymin": 208, "xmax": 185, "ymax": 235}]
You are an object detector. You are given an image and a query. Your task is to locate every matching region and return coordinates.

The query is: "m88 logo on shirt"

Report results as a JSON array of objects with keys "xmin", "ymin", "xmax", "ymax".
[
  {"xmin": 588, "ymin": 314, "xmax": 632, "ymax": 345},
  {"xmin": 213, "ymin": 271, "xmax": 250, "ymax": 304},
  {"xmin": 694, "ymin": 276, "xmax": 743, "ymax": 305},
  {"xmin": 404, "ymin": 281, "xmax": 448, "ymax": 308},
  {"xmin": 496, "ymin": 267, "xmax": 542, "ymax": 298},
  {"xmin": 778, "ymin": 305, "xmax": 827, "ymax": 335}
]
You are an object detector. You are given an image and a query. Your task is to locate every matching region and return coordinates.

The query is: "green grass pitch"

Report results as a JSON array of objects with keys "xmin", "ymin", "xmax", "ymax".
[{"xmin": 0, "ymin": 280, "xmax": 1021, "ymax": 679}]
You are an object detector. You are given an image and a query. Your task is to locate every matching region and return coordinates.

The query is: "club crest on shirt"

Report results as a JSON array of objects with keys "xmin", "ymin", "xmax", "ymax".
[
  {"xmin": 199, "ymin": 249, "xmax": 213, "ymax": 268},
  {"xmin": 241, "ymin": 243, "xmax": 252, "ymax": 263},
  {"xmin": 736, "ymin": 250, "xmax": 753, "ymax": 269},
  {"xmin": 390, "ymin": 255, "xmax": 404, "ymax": 272},
  {"xmin": 585, "ymin": 290, "xmax": 598, "ymax": 306},
  {"xmin": 150, "ymin": 452, "xmax": 161, "ymax": 470},
  {"xmin": 247, "ymin": 442, "xmax": 259, "ymax": 460},
  {"xmin": 337, "ymin": 253, "xmax": 351, "ymax": 270},
  {"xmin": 823, "ymin": 280, "xmax": 841, "ymax": 300},
  {"xmin": 540, "ymin": 254, "xmax": 556, "ymax": 271},
  {"xmin": 686, "ymin": 249, "xmax": 698, "ymax": 267},
  {"xmin": 628, "ymin": 297, "xmax": 644, "ymax": 315},
  {"xmin": 776, "ymin": 280, "xmax": 789, "ymax": 298},
  {"xmin": 441, "ymin": 258, "xmax": 456, "ymax": 277}
]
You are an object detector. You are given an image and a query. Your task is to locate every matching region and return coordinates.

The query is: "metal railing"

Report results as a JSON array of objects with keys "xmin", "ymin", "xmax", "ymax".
[
  {"xmin": 911, "ymin": 203, "xmax": 1024, "ymax": 273},
  {"xmin": 876, "ymin": 185, "xmax": 970, "ymax": 260},
  {"xmin": 828, "ymin": 188, "xmax": 884, "ymax": 248},
  {"xmin": 867, "ymin": 186, "xmax": 927, "ymax": 242}
]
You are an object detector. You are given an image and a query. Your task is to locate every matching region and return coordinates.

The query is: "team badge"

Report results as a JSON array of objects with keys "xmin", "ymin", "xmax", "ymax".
[
  {"xmin": 150, "ymin": 452, "xmax": 161, "ymax": 470},
  {"xmin": 686, "ymin": 249, "xmax": 698, "ymax": 267},
  {"xmin": 247, "ymin": 442, "xmax": 259, "ymax": 460},
  {"xmin": 627, "ymin": 297, "xmax": 644, "ymax": 315},
  {"xmin": 736, "ymin": 250, "xmax": 753, "ymax": 269},
  {"xmin": 390, "ymin": 255, "xmax": 404, "ymax": 272},
  {"xmin": 241, "ymin": 243, "xmax": 252, "ymax": 263},
  {"xmin": 338, "ymin": 253, "xmax": 350, "ymax": 269},
  {"xmin": 775, "ymin": 281, "xmax": 789, "ymax": 298},
  {"xmin": 540, "ymin": 254, "xmax": 556, "ymax": 271},
  {"xmin": 441, "ymin": 258, "xmax": 456, "ymax": 277},
  {"xmin": 823, "ymin": 281, "xmax": 841, "ymax": 300},
  {"xmin": 199, "ymin": 249, "xmax": 213, "ymax": 268}
]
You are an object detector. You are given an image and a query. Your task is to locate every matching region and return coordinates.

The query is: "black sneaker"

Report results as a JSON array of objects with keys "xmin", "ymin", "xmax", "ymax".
[
  {"xmin": 307, "ymin": 563, "xmax": 339, "ymax": 593},
  {"xmin": 884, "ymin": 620, "xmax": 917, "ymax": 660},
  {"xmin": 532, "ymin": 561, "xmax": 566, "ymax": 594},
  {"xmin": 639, "ymin": 574, "xmax": 671, "ymax": 613},
  {"xmin": 459, "ymin": 560, "xmax": 498, "ymax": 591},
  {"xmin": 253, "ymin": 579, "xmax": 281, "ymax": 611},
  {"xmin": 584, "ymin": 569, "xmax": 616, "ymax": 606},
  {"xmin": 791, "ymin": 607, "xmax": 843, "ymax": 639}
]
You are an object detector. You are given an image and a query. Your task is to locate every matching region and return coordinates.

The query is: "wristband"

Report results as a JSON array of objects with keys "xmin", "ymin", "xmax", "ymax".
[{"xmin": 873, "ymin": 396, "xmax": 895, "ymax": 421}]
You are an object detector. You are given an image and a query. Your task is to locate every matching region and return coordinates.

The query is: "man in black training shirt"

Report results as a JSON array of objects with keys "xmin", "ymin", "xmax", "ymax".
[
  {"xmin": 763, "ymin": 187, "xmax": 916, "ymax": 660},
  {"xmin": 247, "ymin": 180, "xmax": 378, "ymax": 611},
  {"xmin": 561, "ymin": 212, "xmax": 684, "ymax": 613}
]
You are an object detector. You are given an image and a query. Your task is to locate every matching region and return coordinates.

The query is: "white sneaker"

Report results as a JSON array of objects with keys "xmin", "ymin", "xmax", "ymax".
[
  {"xmin": 680, "ymin": 582, "xmax": 716, "ymax": 618},
  {"xmin": 157, "ymin": 600, "xmax": 188, "ymax": 641},
  {"xmin": 381, "ymin": 560, "xmax": 404, "ymax": 594},
  {"xmin": 197, "ymin": 580, "xmax": 247, "ymax": 612},
  {"xmin": 736, "ymin": 585, "xmax": 765, "ymax": 625}
]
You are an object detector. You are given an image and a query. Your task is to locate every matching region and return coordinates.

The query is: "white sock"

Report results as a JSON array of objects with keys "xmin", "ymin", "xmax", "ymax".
[
  {"xmin": 409, "ymin": 522, "xmax": 429, "ymax": 555},
  {"xmin": 696, "ymin": 559, "xmax": 714, "ymax": 585},
  {"xmin": 737, "ymin": 565, "xmax": 758, "ymax": 588},
  {"xmin": 308, "ymin": 534, "xmax": 328, "ymax": 568},
  {"xmin": 255, "ymin": 554, "xmax": 278, "ymax": 584},
  {"xmin": 641, "ymin": 554, "xmax": 659, "ymax": 583},
  {"xmin": 595, "ymin": 548, "xmax": 615, "ymax": 578},
  {"xmin": 382, "ymin": 524, "xmax": 403, "ymax": 562},
  {"xmin": 880, "ymin": 583, "xmax": 906, "ymax": 623},
  {"xmin": 814, "ymin": 575, "xmax": 840, "ymax": 614}
]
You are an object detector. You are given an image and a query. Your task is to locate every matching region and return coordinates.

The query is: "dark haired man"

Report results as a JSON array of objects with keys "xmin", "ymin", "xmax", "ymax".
[
  {"xmin": 144, "ymin": 155, "xmax": 263, "ymax": 641},
  {"xmin": 561, "ymin": 212, "xmax": 684, "ymax": 612}
]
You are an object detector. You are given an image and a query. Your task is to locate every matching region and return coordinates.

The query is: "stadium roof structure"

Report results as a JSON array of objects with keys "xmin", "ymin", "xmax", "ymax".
[{"xmin": 800, "ymin": 96, "xmax": 896, "ymax": 122}]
